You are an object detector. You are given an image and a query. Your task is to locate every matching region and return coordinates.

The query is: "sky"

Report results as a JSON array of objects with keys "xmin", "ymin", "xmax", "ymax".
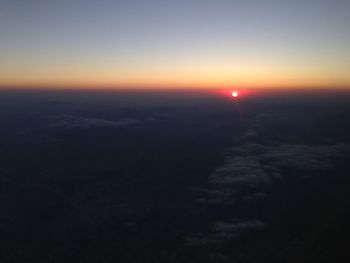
[{"xmin": 0, "ymin": 0, "xmax": 349, "ymax": 89}]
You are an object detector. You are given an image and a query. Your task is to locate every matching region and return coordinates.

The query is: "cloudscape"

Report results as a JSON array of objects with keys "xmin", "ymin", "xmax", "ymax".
[{"xmin": 1, "ymin": 1, "xmax": 350, "ymax": 263}]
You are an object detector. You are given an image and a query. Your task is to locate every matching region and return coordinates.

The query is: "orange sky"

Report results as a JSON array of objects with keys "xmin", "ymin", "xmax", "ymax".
[{"xmin": 1, "ymin": 1, "xmax": 350, "ymax": 90}]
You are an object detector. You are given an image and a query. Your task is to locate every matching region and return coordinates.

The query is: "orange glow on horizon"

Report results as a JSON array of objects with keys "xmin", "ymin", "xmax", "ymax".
[
  {"xmin": 1, "ymin": 54, "xmax": 350, "ymax": 91},
  {"xmin": 1, "ymin": 80, "xmax": 350, "ymax": 91}
]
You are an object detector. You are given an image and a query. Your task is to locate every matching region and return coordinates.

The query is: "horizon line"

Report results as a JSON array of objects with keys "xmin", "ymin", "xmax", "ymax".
[{"xmin": 0, "ymin": 83, "xmax": 350, "ymax": 92}]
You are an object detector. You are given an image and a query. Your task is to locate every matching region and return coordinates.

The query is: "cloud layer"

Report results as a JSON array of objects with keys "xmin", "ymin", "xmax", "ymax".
[
  {"xmin": 210, "ymin": 143, "xmax": 350, "ymax": 187},
  {"xmin": 188, "ymin": 112, "xmax": 350, "ymax": 247},
  {"xmin": 47, "ymin": 115, "xmax": 153, "ymax": 129},
  {"xmin": 187, "ymin": 219, "xmax": 267, "ymax": 245}
]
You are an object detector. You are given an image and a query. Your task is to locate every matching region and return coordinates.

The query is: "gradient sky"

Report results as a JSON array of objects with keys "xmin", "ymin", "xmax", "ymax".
[{"xmin": 1, "ymin": 0, "xmax": 349, "ymax": 89}]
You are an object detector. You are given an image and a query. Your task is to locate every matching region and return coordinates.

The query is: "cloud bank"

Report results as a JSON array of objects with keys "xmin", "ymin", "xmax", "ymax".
[{"xmin": 47, "ymin": 115, "xmax": 153, "ymax": 129}]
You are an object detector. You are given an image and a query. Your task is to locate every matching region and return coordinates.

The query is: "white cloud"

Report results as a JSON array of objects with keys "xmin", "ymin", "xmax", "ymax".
[
  {"xmin": 47, "ymin": 115, "xmax": 153, "ymax": 129},
  {"xmin": 187, "ymin": 219, "xmax": 267, "ymax": 245},
  {"xmin": 209, "ymin": 143, "xmax": 350, "ymax": 187},
  {"xmin": 211, "ymin": 220, "xmax": 267, "ymax": 239}
]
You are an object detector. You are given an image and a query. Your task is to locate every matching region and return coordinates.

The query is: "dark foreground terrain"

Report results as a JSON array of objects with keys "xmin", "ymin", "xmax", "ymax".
[{"xmin": 1, "ymin": 89, "xmax": 350, "ymax": 262}]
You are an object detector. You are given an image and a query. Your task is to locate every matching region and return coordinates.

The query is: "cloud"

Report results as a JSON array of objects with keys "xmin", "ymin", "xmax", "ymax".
[
  {"xmin": 47, "ymin": 115, "xmax": 153, "ymax": 129},
  {"xmin": 187, "ymin": 219, "xmax": 267, "ymax": 245},
  {"xmin": 196, "ymin": 197, "xmax": 224, "ymax": 205},
  {"xmin": 209, "ymin": 143, "xmax": 350, "ymax": 187},
  {"xmin": 192, "ymin": 187, "xmax": 235, "ymax": 205},
  {"xmin": 188, "ymin": 112, "xmax": 350, "ymax": 248},
  {"xmin": 209, "ymin": 155, "xmax": 273, "ymax": 185},
  {"xmin": 186, "ymin": 237, "xmax": 222, "ymax": 246},
  {"xmin": 242, "ymin": 113, "xmax": 284, "ymax": 140},
  {"xmin": 264, "ymin": 144, "xmax": 349, "ymax": 171},
  {"xmin": 192, "ymin": 142, "xmax": 350, "ymax": 208},
  {"xmin": 211, "ymin": 220, "xmax": 267, "ymax": 239}
]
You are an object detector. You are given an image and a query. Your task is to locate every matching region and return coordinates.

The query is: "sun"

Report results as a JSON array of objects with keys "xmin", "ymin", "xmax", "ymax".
[{"xmin": 232, "ymin": 91, "xmax": 238, "ymax": 97}]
